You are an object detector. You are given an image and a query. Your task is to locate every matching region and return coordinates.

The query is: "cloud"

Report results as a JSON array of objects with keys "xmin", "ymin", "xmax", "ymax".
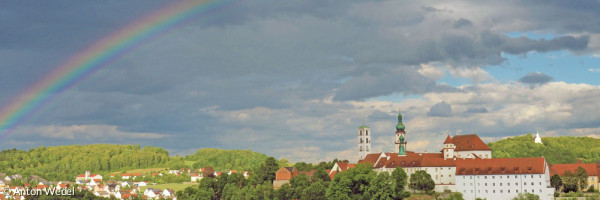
[
  {"xmin": 589, "ymin": 68, "xmax": 600, "ymax": 72},
  {"xmin": 428, "ymin": 101, "xmax": 453, "ymax": 117},
  {"xmin": 518, "ymin": 72, "xmax": 554, "ymax": 85},
  {"xmin": 447, "ymin": 67, "xmax": 493, "ymax": 83},
  {"xmin": 2, "ymin": 0, "xmax": 600, "ymax": 162},
  {"xmin": 14, "ymin": 124, "xmax": 168, "ymax": 140}
]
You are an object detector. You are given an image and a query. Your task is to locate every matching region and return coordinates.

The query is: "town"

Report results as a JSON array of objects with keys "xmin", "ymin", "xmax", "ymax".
[{"xmin": 0, "ymin": 111, "xmax": 598, "ymax": 200}]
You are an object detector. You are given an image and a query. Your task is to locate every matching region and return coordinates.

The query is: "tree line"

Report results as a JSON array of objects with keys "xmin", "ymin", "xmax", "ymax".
[
  {"xmin": 488, "ymin": 134, "xmax": 600, "ymax": 164},
  {"xmin": 0, "ymin": 144, "xmax": 171, "ymax": 181}
]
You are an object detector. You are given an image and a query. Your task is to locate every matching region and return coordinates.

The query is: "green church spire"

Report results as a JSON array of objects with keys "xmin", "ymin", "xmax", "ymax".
[{"xmin": 396, "ymin": 109, "xmax": 405, "ymax": 130}]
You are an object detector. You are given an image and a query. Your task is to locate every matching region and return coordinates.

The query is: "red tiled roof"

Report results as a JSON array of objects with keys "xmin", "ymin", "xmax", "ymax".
[
  {"xmin": 456, "ymin": 157, "xmax": 546, "ymax": 175},
  {"xmin": 76, "ymin": 174, "xmax": 99, "ymax": 178},
  {"xmin": 550, "ymin": 163, "xmax": 600, "ymax": 176},
  {"xmin": 329, "ymin": 171, "xmax": 337, "ymax": 179},
  {"xmin": 452, "ymin": 134, "xmax": 491, "ymax": 151},
  {"xmin": 335, "ymin": 162, "xmax": 356, "ymax": 171},
  {"xmin": 358, "ymin": 153, "xmax": 382, "ymax": 165},
  {"xmin": 301, "ymin": 169, "xmax": 315, "ymax": 177},
  {"xmin": 444, "ymin": 135, "xmax": 454, "ymax": 144}
]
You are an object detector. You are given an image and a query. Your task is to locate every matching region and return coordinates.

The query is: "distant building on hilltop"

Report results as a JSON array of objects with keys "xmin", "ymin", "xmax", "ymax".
[{"xmin": 534, "ymin": 130, "xmax": 543, "ymax": 144}]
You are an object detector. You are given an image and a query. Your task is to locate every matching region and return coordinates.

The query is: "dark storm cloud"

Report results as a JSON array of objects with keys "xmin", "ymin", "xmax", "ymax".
[
  {"xmin": 428, "ymin": 102, "xmax": 452, "ymax": 117},
  {"xmin": 518, "ymin": 72, "xmax": 554, "ymax": 85}
]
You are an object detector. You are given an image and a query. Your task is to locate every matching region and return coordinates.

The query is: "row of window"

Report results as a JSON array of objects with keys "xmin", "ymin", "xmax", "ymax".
[
  {"xmin": 463, "ymin": 175, "xmax": 543, "ymax": 179},
  {"xmin": 358, "ymin": 138, "xmax": 370, "ymax": 143},
  {"xmin": 463, "ymin": 182, "xmax": 542, "ymax": 186},
  {"xmin": 463, "ymin": 189, "xmax": 543, "ymax": 194}
]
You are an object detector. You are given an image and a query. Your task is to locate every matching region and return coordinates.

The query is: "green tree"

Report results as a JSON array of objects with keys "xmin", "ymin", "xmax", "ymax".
[
  {"xmin": 550, "ymin": 174, "xmax": 563, "ymax": 191},
  {"xmin": 255, "ymin": 157, "xmax": 279, "ymax": 184},
  {"xmin": 326, "ymin": 175, "xmax": 352, "ymax": 200},
  {"xmin": 408, "ymin": 170, "xmax": 435, "ymax": 193},
  {"xmin": 368, "ymin": 172, "xmax": 394, "ymax": 200},
  {"xmin": 290, "ymin": 174, "xmax": 310, "ymax": 199},
  {"xmin": 312, "ymin": 167, "xmax": 331, "ymax": 183},
  {"xmin": 293, "ymin": 162, "xmax": 313, "ymax": 172},
  {"xmin": 562, "ymin": 171, "xmax": 579, "ymax": 193},
  {"xmin": 302, "ymin": 181, "xmax": 327, "ymax": 200},
  {"xmin": 391, "ymin": 167, "xmax": 410, "ymax": 199},
  {"xmin": 576, "ymin": 166, "xmax": 588, "ymax": 191},
  {"xmin": 274, "ymin": 183, "xmax": 293, "ymax": 200}
]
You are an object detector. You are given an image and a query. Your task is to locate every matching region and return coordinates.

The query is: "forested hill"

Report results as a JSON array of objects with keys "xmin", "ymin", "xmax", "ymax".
[
  {"xmin": 488, "ymin": 134, "xmax": 600, "ymax": 164},
  {"xmin": 185, "ymin": 148, "xmax": 277, "ymax": 171},
  {"xmin": 0, "ymin": 144, "xmax": 172, "ymax": 181}
]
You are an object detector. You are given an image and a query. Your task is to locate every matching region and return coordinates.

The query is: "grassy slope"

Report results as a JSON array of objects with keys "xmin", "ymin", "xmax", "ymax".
[{"xmin": 488, "ymin": 134, "xmax": 600, "ymax": 164}]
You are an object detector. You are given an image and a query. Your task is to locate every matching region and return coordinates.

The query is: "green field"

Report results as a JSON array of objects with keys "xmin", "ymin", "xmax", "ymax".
[
  {"xmin": 184, "ymin": 160, "xmax": 197, "ymax": 167},
  {"xmin": 140, "ymin": 183, "xmax": 197, "ymax": 192}
]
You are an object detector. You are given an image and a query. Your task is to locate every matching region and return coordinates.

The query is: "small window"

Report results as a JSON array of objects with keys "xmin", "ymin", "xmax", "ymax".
[
  {"xmin": 500, "ymin": 183, "xmax": 502, "ymax": 186},
  {"xmin": 485, "ymin": 183, "xmax": 487, "ymax": 186},
  {"xmin": 508, "ymin": 190, "xmax": 510, "ymax": 193},
  {"xmin": 524, "ymin": 182, "xmax": 527, "ymax": 185}
]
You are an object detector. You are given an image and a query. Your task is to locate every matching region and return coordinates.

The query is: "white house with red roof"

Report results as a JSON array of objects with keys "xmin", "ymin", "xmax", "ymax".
[{"xmin": 75, "ymin": 171, "xmax": 103, "ymax": 181}]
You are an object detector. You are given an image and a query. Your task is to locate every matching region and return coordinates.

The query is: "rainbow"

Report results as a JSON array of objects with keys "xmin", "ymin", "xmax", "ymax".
[{"xmin": 0, "ymin": 0, "xmax": 233, "ymax": 140}]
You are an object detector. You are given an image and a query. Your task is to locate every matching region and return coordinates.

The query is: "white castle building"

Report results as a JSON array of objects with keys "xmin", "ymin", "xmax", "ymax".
[{"xmin": 358, "ymin": 110, "xmax": 554, "ymax": 200}]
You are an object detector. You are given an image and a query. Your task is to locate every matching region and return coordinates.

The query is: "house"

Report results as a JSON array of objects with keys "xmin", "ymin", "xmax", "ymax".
[
  {"xmin": 144, "ymin": 188, "xmax": 162, "ymax": 199},
  {"xmin": 550, "ymin": 161, "xmax": 600, "ymax": 191},
  {"xmin": 56, "ymin": 184, "xmax": 68, "ymax": 190},
  {"xmin": 273, "ymin": 167, "xmax": 299, "ymax": 188},
  {"xmin": 120, "ymin": 173, "xmax": 142, "ymax": 180},
  {"xmin": 455, "ymin": 157, "xmax": 555, "ymax": 200},
  {"xmin": 162, "ymin": 189, "xmax": 175, "ymax": 197},
  {"xmin": 90, "ymin": 179, "xmax": 102, "ymax": 186},
  {"xmin": 133, "ymin": 181, "xmax": 148, "ymax": 187},
  {"xmin": 329, "ymin": 162, "xmax": 356, "ymax": 178},
  {"xmin": 191, "ymin": 173, "xmax": 202, "ymax": 182},
  {"xmin": 120, "ymin": 181, "xmax": 132, "ymax": 188},
  {"xmin": 75, "ymin": 171, "xmax": 102, "ymax": 181},
  {"xmin": 4, "ymin": 174, "xmax": 22, "ymax": 182}
]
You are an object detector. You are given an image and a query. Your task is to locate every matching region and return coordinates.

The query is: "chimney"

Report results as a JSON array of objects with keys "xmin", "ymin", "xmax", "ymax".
[{"xmin": 85, "ymin": 171, "xmax": 90, "ymax": 180}]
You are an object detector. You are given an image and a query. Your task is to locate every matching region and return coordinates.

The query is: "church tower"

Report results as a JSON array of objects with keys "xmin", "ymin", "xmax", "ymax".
[
  {"xmin": 443, "ymin": 135, "xmax": 455, "ymax": 160},
  {"xmin": 394, "ymin": 109, "xmax": 407, "ymax": 156},
  {"xmin": 358, "ymin": 124, "xmax": 371, "ymax": 160},
  {"xmin": 534, "ymin": 129, "xmax": 543, "ymax": 144}
]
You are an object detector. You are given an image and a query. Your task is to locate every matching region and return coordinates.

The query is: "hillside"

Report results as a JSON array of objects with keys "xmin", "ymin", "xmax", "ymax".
[
  {"xmin": 0, "ymin": 144, "xmax": 172, "ymax": 181},
  {"xmin": 488, "ymin": 134, "xmax": 600, "ymax": 164},
  {"xmin": 185, "ymin": 148, "xmax": 273, "ymax": 171}
]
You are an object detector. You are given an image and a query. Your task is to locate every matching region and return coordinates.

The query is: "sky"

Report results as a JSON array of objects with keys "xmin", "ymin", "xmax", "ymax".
[{"xmin": 1, "ymin": 0, "xmax": 600, "ymax": 163}]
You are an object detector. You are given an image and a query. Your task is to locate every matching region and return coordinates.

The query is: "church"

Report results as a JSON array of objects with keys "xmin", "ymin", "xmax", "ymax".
[{"xmin": 357, "ymin": 110, "xmax": 555, "ymax": 200}]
